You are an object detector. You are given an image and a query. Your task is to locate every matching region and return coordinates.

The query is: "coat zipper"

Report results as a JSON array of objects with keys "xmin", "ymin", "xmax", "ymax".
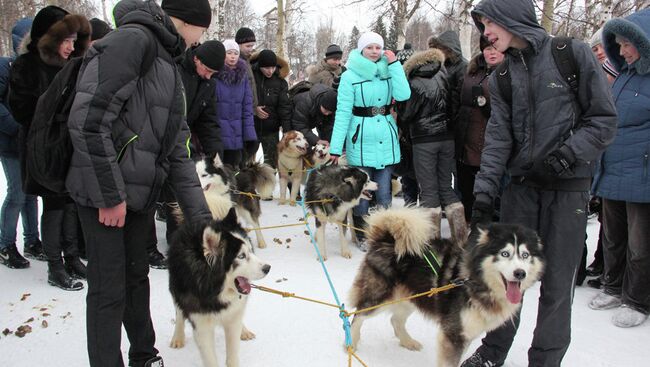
[
  {"xmin": 518, "ymin": 50, "xmax": 535, "ymax": 167},
  {"xmin": 644, "ymin": 152, "xmax": 649, "ymax": 182},
  {"xmin": 360, "ymin": 118, "xmax": 365, "ymax": 166},
  {"xmin": 388, "ymin": 118, "xmax": 397, "ymax": 163}
]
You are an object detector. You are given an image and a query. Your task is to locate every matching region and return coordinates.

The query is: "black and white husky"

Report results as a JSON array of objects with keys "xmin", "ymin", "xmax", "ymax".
[
  {"xmin": 168, "ymin": 208, "xmax": 271, "ymax": 367},
  {"xmin": 304, "ymin": 165, "xmax": 378, "ymax": 260},
  {"xmin": 349, "ymin": 207, "xmax": 545, "ymax": 367}
]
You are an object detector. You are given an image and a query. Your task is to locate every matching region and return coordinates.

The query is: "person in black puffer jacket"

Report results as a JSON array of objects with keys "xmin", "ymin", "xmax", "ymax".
[
  {"xmin": 290, "ymin": 83, "xmax": 338, "ymax": 146},
  {"xmin": 249, "ymin": 49, "xmax": 292, "ymax": 168},
  {"xmin": 396, "ymin": 48, "xmax": 466, "ymax": 233}
]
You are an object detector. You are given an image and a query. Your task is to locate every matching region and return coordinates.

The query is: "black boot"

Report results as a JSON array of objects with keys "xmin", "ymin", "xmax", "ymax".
[
  {"xmin": 23, "ymin": 239, "xmax": 47, "ymax": 261},
  {"xmin": 0, "ymin": 244, "xmax": 30, "ymax": 269},
  {"xmin": 48, "ymin": 261, "xmax": 83, "ymax": 291},
  {"xmin": 64, "ymin": 256, "xmax": 87, "ymax": 279},
  {"xmin": 143, "ymin": 356, "xmax": 164, "ymax": 367}
]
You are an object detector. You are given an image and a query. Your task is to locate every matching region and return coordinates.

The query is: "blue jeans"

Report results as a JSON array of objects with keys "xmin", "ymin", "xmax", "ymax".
[
  {"xmin": 0, "ymin": 156, "xmax": 39, "ymax": 249},
  {"xmin": 353, "ymin": 165, "xmax": 393, "ymax": 216}
]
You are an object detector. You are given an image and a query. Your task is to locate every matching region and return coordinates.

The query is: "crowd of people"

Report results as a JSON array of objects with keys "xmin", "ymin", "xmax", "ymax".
[{"xmin": 0, "ymin": 0, "xmax": 647, "ymax": 366}]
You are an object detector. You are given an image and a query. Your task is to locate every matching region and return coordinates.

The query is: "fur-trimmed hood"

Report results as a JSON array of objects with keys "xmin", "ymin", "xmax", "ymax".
[
  {"xmin": 216, "ymin": 58, "xmax": 249, "ymax": 85},
  {"xmin": 250, "ymin": 51, "xmax": 290, "ymax": 79},
  {"xmin": 345, "ymin": 49, "xmax": 390, "ymax": 80},
  {"xmin": 603, "ymin": 9, "xmax": 650, "ymax": 75},
  {"xmin": 467, "ymin": 52, "xmax": 490, "ymax": 75},
  {"xmin": 402, "ymin": 48, "xmax": 445, "ymax": 78},
  {"xmin": 37, "ymin": 14, "xmax": 91, "ymax": 67}
]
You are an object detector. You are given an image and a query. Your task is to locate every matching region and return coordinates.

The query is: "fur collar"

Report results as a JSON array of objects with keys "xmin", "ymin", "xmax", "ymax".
[
  {"xmin": 36, "ymin": 14, "xmax": 90, "ymax": 67},
  {"xmin": 249, "ymin": 51, "xmax": 291, "ymax": 79},
  {"xmin": 467, "ymin": 53, "xmax": 490, "ymax": 75},
  {"xmin": 603, "ymin": 10, "xmax": 650, "ymax": 75},
  {"xmin": 216, "ymin": 58, "xmax": 249, "ymax": 85},
  {"xmin": 345, "ymin": 50, "xmax": 390, "ymax": 80},
  {"xmin": 402, "ymin": 48, "xmax": 445, "ymax": 77}
]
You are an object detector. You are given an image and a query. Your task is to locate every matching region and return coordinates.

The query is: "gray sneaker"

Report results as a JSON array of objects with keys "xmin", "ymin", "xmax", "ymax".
[{"xmin": 589, "ymin": 292, "xmax": 622, "ymax": 310}]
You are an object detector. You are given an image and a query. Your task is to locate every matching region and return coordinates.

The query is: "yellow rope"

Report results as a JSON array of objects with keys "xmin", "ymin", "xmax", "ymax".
[
  {"xmin": 244, "ymin": 221, "xmax": 308, "ymax": 232},
  {"xmin": 311, "ymin": 214, "xmax": 369, "ymax": 235},
  {"xmin": 251, "ymin": 285, "xmax": 341, "ymax": 310},
  {"xmin": 344, "ymin": 283, "xmax": 461, "ymax": 317},
  {"xmin": 348, "ymin": 347, "xmax": 369, "ymax": 367}
]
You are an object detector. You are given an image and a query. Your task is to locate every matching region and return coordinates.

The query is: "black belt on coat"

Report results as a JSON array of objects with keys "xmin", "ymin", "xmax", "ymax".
[{"xmin": 352, "ymin": 105, "xmax": 391, "ymax": 117}]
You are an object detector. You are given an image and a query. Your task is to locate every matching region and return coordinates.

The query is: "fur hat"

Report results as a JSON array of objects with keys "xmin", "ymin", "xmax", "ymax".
[
  {"xmin": 325, "ymin": 44, "xmax": 343, "ymax": 59},
  {"xmin": 90, "ymin": 18, "xmax": 111, "ymax": 41},
  {"xmin": 235, "ymin": 27, "xmax": 256, "ymax": 44},
  {"xmin": 162, "ymin": 0, "xmax": 212, "ymax": 28},
  {"xmin": 319, "ymin": 89, "xmax": 338, "ymax": 112},
  {"xmin": 257, "ymin": 49, "xmax": 277, "ymax": 67},
  {"xmin": 223, "ymin": 39, "xmax": 240, "ymax": 54},
  {"xmin": 37, "ymin": 13, "xmax": 91, "ymax": 66},
  {"xmin": 357, "ymin": 31, "xmax": 384, "ymax": 50},
  {"xmin": 30, "ymin": 6, "xmax": 68, "ymax": 43},
  {"xmin": 195, "ymin": 40, "xmax": 225, "ymax": 71}
]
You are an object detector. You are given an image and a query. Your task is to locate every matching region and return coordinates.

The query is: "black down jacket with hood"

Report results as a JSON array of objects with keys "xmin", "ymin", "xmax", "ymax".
[
  {"xmin": 290, "ymin": 83, "xmax": 336, "ymax": 145},
  {"xmin": 66, "ymin": 0, "xmax": 211, "ymax": 220},
  {"xmin": 470, "ymin": 0, "xmax": 618, "ymax": 200},
  {"xmin": 396, "ymin": 48, "xmax": 451, "ymax": 143}
]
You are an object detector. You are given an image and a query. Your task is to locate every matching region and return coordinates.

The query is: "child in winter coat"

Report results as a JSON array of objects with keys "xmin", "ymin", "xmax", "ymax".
[
  {"xmin": 329, "ymin": 32, "xmax": 410, "ymax": 250},
  {"xmin": 216, "ymin": 39, "xmax": 257, "ymax": 168}
]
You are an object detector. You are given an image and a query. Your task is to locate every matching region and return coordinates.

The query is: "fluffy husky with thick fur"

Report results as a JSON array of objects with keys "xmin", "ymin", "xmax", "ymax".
[
  {"xmin": 168, "ymin": 208, "xmax": 271, "ymax": 367},
  {"xmin": 277, "ymin": 130, "xmax": 309, "ymax": 205},
  {"xmin": 195, "ymin": 156, "xmax": 276, "ymax": 248},
  {"xmin": 305, "ymin": 165, "xmax": 378, "ymax": 260},
  {"xmin": 349, "ymin": 207, "xmax": 544, "ymax": 367}
]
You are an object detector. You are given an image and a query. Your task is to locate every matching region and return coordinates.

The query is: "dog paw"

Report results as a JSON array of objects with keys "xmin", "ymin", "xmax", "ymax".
[
  {"xmin": 169, "ymin": 337, "xmax": 185, "ymax": 349},
  {"xmin": 399, "ymin": 338, "xmax": 423, "ymax": 351},
  {"xmin": 258, "ymin": 241, "xmax": 267, "ymax": 249},
  {"xmin": 317, "ymin": 255, "xmax": 328, "ymax": 262},
  {"xmin": 341, "ymin": 250, "xmax": 352, "ymax": 259},
  {"xmin": 289, "ymin": 200, "xmax": 297, "ymax": 206},
  {"xmin": 278, "ymin": 199, "xmax": 287, "ymax": 205},
  {"xmin": 240, "ymin": 328, "xmax": 256, "ymax": 341}
]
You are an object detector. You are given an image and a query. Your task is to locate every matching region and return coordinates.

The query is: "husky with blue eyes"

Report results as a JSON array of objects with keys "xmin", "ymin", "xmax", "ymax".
[
  {"xmin": 168, "ymin": 208, "xmax": 271, "ymax": 367},
  {"xmin": 348, "ymin": 207, "xmax": 545, "ymax": 367}
]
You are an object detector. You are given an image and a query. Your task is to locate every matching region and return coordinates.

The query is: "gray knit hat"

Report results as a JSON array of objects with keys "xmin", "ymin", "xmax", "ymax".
[{"xmin": 590, "ymin": 28, "xmax": 603, "ymax": 48}]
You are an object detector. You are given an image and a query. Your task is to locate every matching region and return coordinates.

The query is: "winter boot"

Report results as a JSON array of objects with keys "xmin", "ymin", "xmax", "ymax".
[
  {"xmin": 23, "ymin": 239, "xmax": 47, "ymax": 261},
  {"xmin": 143, "ymin": 356, "xmax": 164, "ymax": 367},
  {"xmin": 444, "ymin": 202, "xmax": 468, "ymax": 244},
  {"xmin": 589, "ymin": 292, "xmax": 622, "ymax": 310},
  {"xmin": 48, "ymin": 260, "xmax": 83, "ymax": 291},
  {"xmin": 148, "ymin": 249, "xmax": 168, "ymax": 269},
  {"xmin": 460, "ymin": 351, "xmax": 504, "ymax": 367},
  {"xmin": 64, "ymin": 256, "xmax": 87, "ymax": 279},
  {"xmin": 612, "ymin": 305, "xmax": 649, "ymax": 328},
  {"xmin": 0, "ymin": 244, "xmax": 30, "ymax": 269}
]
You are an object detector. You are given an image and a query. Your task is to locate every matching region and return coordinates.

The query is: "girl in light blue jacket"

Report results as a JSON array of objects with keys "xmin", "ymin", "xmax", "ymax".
[{"xmin": 329, "ymin": 32, "xmax": 410, "ymax": 248}]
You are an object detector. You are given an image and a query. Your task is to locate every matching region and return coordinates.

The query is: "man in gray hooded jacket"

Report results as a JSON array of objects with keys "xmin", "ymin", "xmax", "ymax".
[
  {"xmin": 462, "ymin": 0, "xmax": 618, "ymax": 366},
  {"xmin": 66, "ymin": 0, "xmax": 213, "ymax": 366}
]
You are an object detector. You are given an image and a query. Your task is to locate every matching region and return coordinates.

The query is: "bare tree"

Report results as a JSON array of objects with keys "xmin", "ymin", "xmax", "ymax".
[
  {"xmin": 455, "ymin": 0, "xmax": 475, "ymax": 60},
  {"xmin": 541, "ymin": 0, "xmax": 556, "ymax": 32},
  {"xmin": 405, "ymin": 14, "xmax": 433, "ymax": 51}
]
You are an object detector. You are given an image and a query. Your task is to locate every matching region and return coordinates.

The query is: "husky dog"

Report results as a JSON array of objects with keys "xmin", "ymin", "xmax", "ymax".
[
  {"xmin": 305, "ymin": 140, "xmax": 331, "ymax": 169},
  {"xmin": 277, "ymin": 131, "xmax": 309, "ymax": 205},
  {"xmin": 168, "ymin": 208, "xmax": 271, "ymax": 367},
  {"xmin": 195, "ymin": 156, "xmax": 275, "ymax": 248},
  {"xmin": 349, "ymin": 207, "xmax": 545, "ymax": 367},
  {"xmin": 305, "ymin": 165, "xmax": 378, "ymax": 260}
]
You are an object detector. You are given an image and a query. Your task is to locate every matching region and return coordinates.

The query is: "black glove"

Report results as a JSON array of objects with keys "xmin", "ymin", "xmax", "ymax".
[
  {"xmin": 543, "ymin": 146, "xmax": 575, "ymax": 177},
  {"xmin": 470, "ymin": 193, "xmax": 494, "ymax": 229}
]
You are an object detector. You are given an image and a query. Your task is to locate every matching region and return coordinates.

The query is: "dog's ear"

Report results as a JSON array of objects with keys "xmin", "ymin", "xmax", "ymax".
[
  {"xmin": 476, "ymin": 227, "xmax": 490, "ymax": 246},
  {"xmin": 222, "ymin": 207, "xmax": 239, "ymax": 228},
  {"xmin": 343, "ymin": 175, "xmax": 356, "ymax": 186},
  {"xmin": 202, "ymin": 226, "xmax": 223, "ymax": 267},
  {"xmin": 212, "ymin": 154, "xmax": 223, "ymax": 168}
]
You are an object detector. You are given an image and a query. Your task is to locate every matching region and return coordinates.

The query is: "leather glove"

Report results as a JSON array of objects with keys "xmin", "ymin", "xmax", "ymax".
[
  {"xmin": 543, "ymin": 145, "xmax": 575, "ymax": 177},
  {"xmin": 470, "ymin": 193, "xmax": 494, "ymax": 229}
]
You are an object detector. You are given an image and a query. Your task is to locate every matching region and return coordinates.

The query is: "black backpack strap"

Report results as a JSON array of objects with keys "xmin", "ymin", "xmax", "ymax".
[
  {"xmin": 551, "ymin": 36, "xmax": 579, "ymax": 96},
  {"xmin": 495, "ymin": 58, "xmax": 512, "ymax": 106}
]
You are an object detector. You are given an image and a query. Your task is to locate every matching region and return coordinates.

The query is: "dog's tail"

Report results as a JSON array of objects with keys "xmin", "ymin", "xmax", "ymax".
[
  {"xmin": 365, "ymin": 207, "xmax": 434, "ymax": 259},
  {"xmin": 242, "ymin": 161, "xmax": 277, "ymax": 199}
]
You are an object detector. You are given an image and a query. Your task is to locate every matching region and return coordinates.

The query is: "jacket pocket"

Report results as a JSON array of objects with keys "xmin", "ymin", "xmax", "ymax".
[
  {"xmin": 116, "ymin": 135, "xmax": 139, "ymax": 163},
  {"xmin": 351, "ymin": 124, "xmax": 361, "ymax": 144}
]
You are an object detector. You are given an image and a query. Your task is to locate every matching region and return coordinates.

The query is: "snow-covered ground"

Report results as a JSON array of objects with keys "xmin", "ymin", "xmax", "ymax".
[{"xmin": 0, "ymin": 176, "xmax": 648, "ymax": 366}]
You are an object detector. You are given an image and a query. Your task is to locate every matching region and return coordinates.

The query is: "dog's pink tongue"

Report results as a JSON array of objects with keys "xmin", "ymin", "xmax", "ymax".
[
  {"xmin": 235, "ymin": 276, "xmax": 251, "ymax": 295},
  {"xmin": 506, "ymin": 281, "xmax": 522, "ymax": 304}
]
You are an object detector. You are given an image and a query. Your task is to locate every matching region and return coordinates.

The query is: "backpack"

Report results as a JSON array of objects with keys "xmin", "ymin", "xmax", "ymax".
[
  {"xmin": 495, "ymin": 36, "xmax": 579, "ymax": 106},
  {"xmin": 25, "ymin": 25, "xmax": 158, "ymax": 194},
  {"xmin": 288, "ymin": 80, "xmax": 313, "ymax": 101}
]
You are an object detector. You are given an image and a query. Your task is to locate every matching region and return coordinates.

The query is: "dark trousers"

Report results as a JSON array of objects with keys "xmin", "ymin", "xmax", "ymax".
[
  {"xmin": 412, "ymin": 140, "xmax": 459, "ymax": 208},
  {"xmin": 42, "ymin": 196, "xmax": 80, "ymax": 262},
  {"xmin": 477, "ymin": 184, "xmax": 588, "ymax": 367},
  {"xmin": 223, "ymin": 149, "xmax": 243, "ymax": 168},
  {"xmin": 78, "ymin": 205, "xmax": 158, "ymax": 367},
  {"xmin": 253, "ymin": 133, "xmax": 279, "ymax": 169},
  {"xmin": 401, "ymin": 175, "xmax": 419, "ymax": 206},
  {"xmin": 456, "ymin": 161, "xmax": 479, "ymax": 221},
  {"xmin": 601, "ymin": 199, "xmax": 650, "ymax": 314}
]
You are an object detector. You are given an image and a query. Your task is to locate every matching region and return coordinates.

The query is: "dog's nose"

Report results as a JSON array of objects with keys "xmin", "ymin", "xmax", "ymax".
[
  {"xmin": 262, "ymin": 264, "xmax": 271, "ymax": 274},
  {"xmin": 513, "ymin": 269, "xmax": 526, "ymax": 280}
]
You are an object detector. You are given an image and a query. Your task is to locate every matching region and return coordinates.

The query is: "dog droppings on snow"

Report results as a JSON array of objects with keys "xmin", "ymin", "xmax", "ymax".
[
  {"xmin": 273, "ymin": 238, "xmax": 282, "ymax": 244},
  {"xmin": 2, "ymin": 328, "xmax": 11, "ymax": 336},
  {"xmin": 15, "ymin": 325, "xmax": 32, "ymax": 338},
  {"xmin": 60, "ymin": 312, "xmax": 71, "ymax": 319},
  {"xmin": 20, "ymin": 293, "xmax": 30, "ymax": 301},
  {"xmin": 303, "ymin": 230, "xmax": 309, "ymax": 235},
  {"xmin": 285, "ymin": 238, "xmax": 292, "ymax": 243},
  {"xmin": 24, "ymin": 317, "xmax": 34, "ymax": 323},
  {"xmin": 42, "ymin": 313, "xmax": 50, "ymax": 317},
  {"xmin": 282, "ymin": 214, "xmax": 288, "ymax": 218},
  {"xmin": 275, "ymin": 278, "xmax": 289, "ymax": 283},
  {"xmin": 41, "ymin": 320, "xmax": 48, "ymax": 328}
]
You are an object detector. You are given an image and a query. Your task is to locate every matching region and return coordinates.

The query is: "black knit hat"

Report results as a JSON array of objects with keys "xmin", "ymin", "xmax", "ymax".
[
  {"xmin": 325, "ymin": 44, "xmax": 343, "ymax": 59},
  {"xmin": 479, "ymin": 36, "xmax": 492, "ymax": 52},
  {"xmin": 235, "ymin": 27, "xmax": 256, "ymax": 44},
  {"xmin": 257, "ymin": 49, "xmax": 277, "ymax": 68},
  {"xmin": 195, "ymin": 40, "xmax": 225, "ymax": 71},
  {"xmin": 90, "ymin": 18, "xmax": 112, "ymax": 41},
  {"xmin": 320, "ymin": 89, "xmax": 338, "ymax": 112},
  {"xmin": 31, "ymin": 5, "xmax": 68, "ymax": 42},
  {"xmin": 162, "ymin": 0, "xmax": 212, "ymax": 28}
]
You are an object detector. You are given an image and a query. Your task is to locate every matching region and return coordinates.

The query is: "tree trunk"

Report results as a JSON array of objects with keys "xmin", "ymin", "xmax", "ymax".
[
  {"xmin": 101, "ymin": 0, "xmax": 109, "ymax": 23},
  {"xmin": 541, "ymin": 0, "xmax": 555, "ymax": 33},
  {"xmin": 277, "ymin": 0, "xmax": 285, "ymax": 59},
  {"xmin": 456, "ymin": 0, "xmax": 475, "ymax": 60}
]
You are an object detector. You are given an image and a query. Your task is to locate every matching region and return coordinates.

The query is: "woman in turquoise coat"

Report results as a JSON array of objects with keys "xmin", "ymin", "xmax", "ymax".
[{"xmin": 329, "ymin": 32, "xmax": 411, "ymax": 248}]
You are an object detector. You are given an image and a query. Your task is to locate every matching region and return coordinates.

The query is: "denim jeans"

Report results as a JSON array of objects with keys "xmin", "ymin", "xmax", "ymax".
[
  {"xmin": 0, "ymin": 156, "xmax": 39, "ymax": 249},
  {"xmin": 353, "ymin": 165, "xmax": 393, "ymax": 216}
]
